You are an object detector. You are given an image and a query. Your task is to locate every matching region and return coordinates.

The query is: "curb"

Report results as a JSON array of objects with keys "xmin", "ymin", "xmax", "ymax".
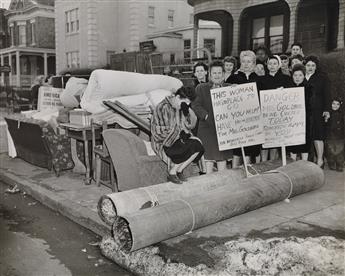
[{"xmin": 0, "ymin": 168, "xmax": 110, "ymax": 237}]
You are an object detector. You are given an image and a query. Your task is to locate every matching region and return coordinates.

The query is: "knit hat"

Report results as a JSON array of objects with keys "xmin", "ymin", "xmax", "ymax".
[{"xmin": 267, "ymin": 55, "xmax": 282, "ymax": 68}]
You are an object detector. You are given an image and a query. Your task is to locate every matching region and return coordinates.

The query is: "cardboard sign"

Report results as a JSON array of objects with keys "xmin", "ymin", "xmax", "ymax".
[
  {"xmin": 260, "ymin": 87, "xmax": 305, "ymax": 148},
  {"xmin": 211, "ymin": 83, "xmax": 264, "ymax": 151},
  {"xmin": 37, "ymin": 86, "xmax": 64, "ymax": 111}
]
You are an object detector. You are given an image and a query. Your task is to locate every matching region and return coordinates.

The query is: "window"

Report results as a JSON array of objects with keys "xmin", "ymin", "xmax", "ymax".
[
  {"xmin": 9, "ymin": 24, "xmax": 14, "ymax": 46},
  {"xmin": 204, "ymin": 39, "xmax": 215, "ymax": 57},
  {"xmin": 251, "ymin": 14, "xmax": 284, "ymax": 54},
  {"xmin": 18, "ymin": 23, "xmax": 26, "ymax": 46},
  {"xmin": 148, "ymin": 6, "xmax": 155, "ymax": 26},
  {"xmin": 65, "ymin": 8, "xmax": 79, "ymax": 34},
  {"xmin": 30, "ymin": 20, "xmax": 35, "ymax": 45},
  {"xmin": 168, "ymin": 10, "xmax": 174, "ymax": 28},
  {"xmin": 183, "ymin": 39, "xmax": 191, "ymax": 62},
  {"xmin": 170, "ymin": 53, "xmax": 175, "ymax": 64},
  {"xmin": 66, "ymin": 51, "xmax": 80, "ymax": 68}
]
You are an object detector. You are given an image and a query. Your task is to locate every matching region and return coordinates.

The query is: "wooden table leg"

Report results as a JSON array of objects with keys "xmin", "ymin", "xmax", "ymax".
[
  {"xmin": 83, "ymin": 130, "xmax": 92, "ymax": 185},
  {"xmin": 70, "ymin": 138, "xmax": 86, "ymax": 174}
]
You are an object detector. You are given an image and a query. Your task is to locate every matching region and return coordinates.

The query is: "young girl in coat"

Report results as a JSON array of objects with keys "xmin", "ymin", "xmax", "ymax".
[
  {"xmin": 260, "ymin": 55, "xmax": 291, "ymax": 161},
  {"xmin": 286, "ymin": 64, "xmax": 312, "ymax": 161},
  {"xmin": 325, "ymin": 97, "xmax": 344, "ymax": 172}
]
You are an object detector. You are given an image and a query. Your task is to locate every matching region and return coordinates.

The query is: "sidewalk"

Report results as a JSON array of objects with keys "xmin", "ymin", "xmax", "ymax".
[{"xmin": 0, "ymin": 153, "xmax": 344, "ymax": 274}]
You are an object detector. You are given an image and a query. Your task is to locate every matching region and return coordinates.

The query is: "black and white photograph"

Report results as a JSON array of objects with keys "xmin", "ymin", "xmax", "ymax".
[{"xmin": 0, "ymin": 0, "xmax": 344, "ymax": 275}]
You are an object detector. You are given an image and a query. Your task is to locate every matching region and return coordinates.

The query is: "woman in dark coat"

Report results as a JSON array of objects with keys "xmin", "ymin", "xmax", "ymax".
[
  {"xmin": 231, "ymin": 50, "xmax": 262, "ymax": 167},
  {"xmin": 192, "ymin": 61, "xmax": 232, "ymax": 174},
  {"xmin": 305, "ymin": 55, "xmax": 331, "ymax": 168},
  {"xmin": 286, "ymin": 64, "xmax": 312, "ymax": 160},
  {"xmin": 260, "ymin": 55, "xmax": 291, "ymax": 161}
]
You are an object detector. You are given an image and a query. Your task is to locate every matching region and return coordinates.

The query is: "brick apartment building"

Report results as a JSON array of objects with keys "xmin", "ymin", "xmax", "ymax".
[
  {"xmin": 0, "ymin": 0, "xmax": 56, "ymax": 87},
  {"xmin": 188, "ymin": 0, "xmax": 344, "ymax": 56}
]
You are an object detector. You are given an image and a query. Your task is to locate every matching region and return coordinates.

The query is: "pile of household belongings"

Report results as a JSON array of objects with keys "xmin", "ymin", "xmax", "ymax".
[
  {"xmin": 58, "ymin": 69, "xmax": 182, "ymax": 129},
  {"xmin": 81, "ymin": 69, "xmax": 181, "ymax": 127}
]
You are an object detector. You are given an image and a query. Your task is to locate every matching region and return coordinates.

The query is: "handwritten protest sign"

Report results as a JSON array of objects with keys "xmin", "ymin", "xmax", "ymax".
[
  {"xmin": 37, "ymin": 86, "xmax": 64, "ymax": 111},
  {"xmin": 211, "ymin": 83, "xmax": 264, "ymax": 151},
  {"xmin": 260, "ymin": 87, "xmax": 305, "ymax": 148}
]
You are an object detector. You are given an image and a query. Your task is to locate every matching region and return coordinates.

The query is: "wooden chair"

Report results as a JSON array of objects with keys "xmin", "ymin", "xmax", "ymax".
[{"xmin": 91, "ymin": 120, "xmax": 118, "ymax": 192}]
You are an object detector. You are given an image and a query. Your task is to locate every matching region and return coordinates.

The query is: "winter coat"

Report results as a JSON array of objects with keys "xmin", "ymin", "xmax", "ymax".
[
  {"xmin": 151, "ymin": 95, "xmax": 197, "ymax": 163},
  {"xmin": 326, "ymin": 109, "xmax": 345, "ymax": 140},
  {"xmin": 192, "ymin": 82, "xmax": 233, "ymax": 161},
  {"xmin": 306, "ymin": 71, "xmax": 331, "ymax": 140}
]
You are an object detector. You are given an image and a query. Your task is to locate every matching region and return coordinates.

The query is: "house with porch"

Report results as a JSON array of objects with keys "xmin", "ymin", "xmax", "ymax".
[
  {"xmin": 0, "ymin": 0, "xmax": 55, "ymax": 87},
  {"xmin": 188, "ymin": 0, "xmax": 344, "ymax": 56}
]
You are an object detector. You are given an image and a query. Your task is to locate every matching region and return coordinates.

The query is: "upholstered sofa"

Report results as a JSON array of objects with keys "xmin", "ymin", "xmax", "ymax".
[
  {"xmin": 102, "ymin": 128, "xmax": 198, "ymax": 191},
  {"xmin": 5, "ymin": 115, "xmax": 75, "ymax": 176}
]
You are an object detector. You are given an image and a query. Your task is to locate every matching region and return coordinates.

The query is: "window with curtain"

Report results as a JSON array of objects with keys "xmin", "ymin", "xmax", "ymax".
[
  {"xmin": 204, "ymin": 38, "xmax": 215, "ymax": 57},
  {"xmin": 184, "ymin": 39, "xmax": 191, "ymax": 62},
  {"xmin": 168, "ymin": 10, "xmax": 174, "ymax": 28},
  {"xmin": 148, "ymin": 6, "xmax": 155, "ymax": 26},
  {"xmin": 65, "ymin": 8, "xmax": 79, "ymax": 34},
  {"xmin": 251, "ymin": 14, "xmax": 284, "ymax": 53},
  {"xmin": 31, "ymin": 22, "xmax": 35, "ymax": 45},
  {"xmin": 18, "ymin": 25, "xmax": 26, "ymax": 46},
  {"xmin": 66, "ymin": 51, "xmax": 80, "ymax": 68}
]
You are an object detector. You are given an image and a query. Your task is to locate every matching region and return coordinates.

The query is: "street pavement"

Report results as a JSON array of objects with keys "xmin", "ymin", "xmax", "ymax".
[
  {"xmin": 0, "ymin": 153, "xmax": 344, "ymax": 274},
  {"xmin": 0, "ymin": 180, "xmax": 132, "ymax": 276}
]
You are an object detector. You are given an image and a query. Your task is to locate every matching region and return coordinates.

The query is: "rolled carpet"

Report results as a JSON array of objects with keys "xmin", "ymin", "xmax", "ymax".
[
  {"xmin": 112, "ymin": 161, "xmax": 324, "ymax": 252},
  {"xmin": 98, "ymin": 160, "xmax": 286, "ymax": 226}
]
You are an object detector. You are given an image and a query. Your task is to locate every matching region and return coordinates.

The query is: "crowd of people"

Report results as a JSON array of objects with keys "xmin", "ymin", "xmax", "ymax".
[{"xmin": 151, "ymin": 43, "xmax": 344, "ymax": 183}]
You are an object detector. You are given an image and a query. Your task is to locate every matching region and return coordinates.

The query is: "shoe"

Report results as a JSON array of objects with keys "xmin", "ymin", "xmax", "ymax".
[
  {"xmin": 177, "ymin": 171, "xmax": 188, "ymax": 182},
  {"xmin": 199, "ymin": 171, "xmax": 206, "ymax": 175},
  {"xmin": 167, "ymin": 174, "xmax": 182, "ymax": 184}
]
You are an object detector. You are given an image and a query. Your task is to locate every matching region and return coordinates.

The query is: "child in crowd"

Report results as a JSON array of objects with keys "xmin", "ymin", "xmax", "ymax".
[
  {"xmin": 280, "ymin": 54, "xmax": 290, "ymax": 76},
  {"xmin": 254, "ymin": 60, "xmax": 266, "ymax": 76},
  {"xmin": 325, "ymin": 97, "xmax": 344, "ymax": 171},
  {"xmin": 260, "ymin": 55, "xmax": 291, "ymax": 161},
  {"xmin": 223, "ymin": 56, "xmax": 238, "ymax": 83},
  {"xmin": 290, "ymin": 42, "xmax": 304, "ymax": 57},
  {"xmin": 287, "ymin": 64, "xmax": 311, "ymax": 161},
  {"xmin": 290, "ymin": 54, "xmax": 304, "ymax": 70}
]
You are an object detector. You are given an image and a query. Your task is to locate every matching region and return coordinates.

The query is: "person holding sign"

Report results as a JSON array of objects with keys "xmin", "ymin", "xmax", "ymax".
[
  {"xmin": 260, "ymin": 55, "xmax": 291, "ymax": 162},
  {"xmin": 151, "ymin": 86, "xmax": 205, "ymax": 184},
  {"xmin": 231, "ymin": 50, "xmax": 262, "ymax": 168},
  {"xmin": 192, "ymin": 61, "xmax": 232, "ymax": 174},
  {"xmin": 286, "ymin": 64, "xmax": 312, "ymax": 161}
]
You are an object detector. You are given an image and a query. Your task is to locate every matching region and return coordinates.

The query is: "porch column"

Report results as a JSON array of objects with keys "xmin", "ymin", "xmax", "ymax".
[
  {"xmin": 336, "ymin": 0, "xmax": 345, "ymax": 49},
  {"xmin": 8, "ymin": 53, "xmax": 12, "ymax": 86},
  {"xmin": 231, "ymin": 14, "xmax": 240, "ymax": 57},
  {"xmin": 43, "ymin": 52, "xmax": 48, "ymax": 76},
  {"xmin": 193, "ymin": 16, "xmax": 199, "ymax": 58},
  {"xmin": 287, "ymin": 2, "xmax": 299, "ymax": 51},
  {"xmin": 0, "ymin": 55, "xmax": 4, "ymax": 86},
  {"xmin": 16, "ymin": 51, "xmax": 20, "ymax": 87}
]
